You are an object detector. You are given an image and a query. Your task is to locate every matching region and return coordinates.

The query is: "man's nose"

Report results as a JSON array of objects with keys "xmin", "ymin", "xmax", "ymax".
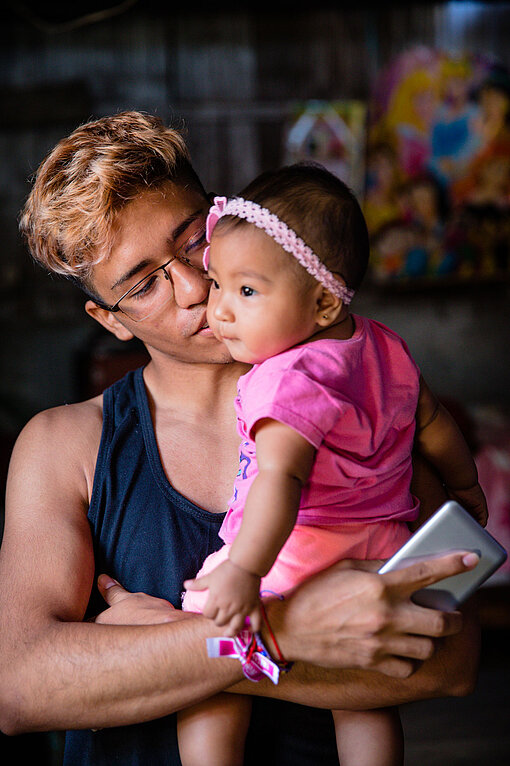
[{"xmin": 168, "ymin": 259, "xmax": 210, "ymax": 308}]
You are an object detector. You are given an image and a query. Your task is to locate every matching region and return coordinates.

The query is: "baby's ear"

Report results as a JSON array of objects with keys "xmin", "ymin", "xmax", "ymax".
[{"xmin": 315, "ymin": 287, "xmax": 343, "ymax": 326}]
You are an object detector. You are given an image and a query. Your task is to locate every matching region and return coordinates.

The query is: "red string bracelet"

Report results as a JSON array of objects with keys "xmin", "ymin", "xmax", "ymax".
[
  {"xmin": 259, "ymin": 599, "xmax": 293, "ymax": 673},
  {"xmin": 245, "ymin": 634, "xmax": 257, "ymax": 664}
]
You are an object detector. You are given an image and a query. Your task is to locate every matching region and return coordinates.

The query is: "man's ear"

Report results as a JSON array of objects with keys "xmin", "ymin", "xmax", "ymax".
[
  {"xmin": 315, "ymin": 288, "xmax": 343, "ymax": 327},
  {"xmin": 85, "ymin": 300, "xmax": 134, "ymax": 341}
]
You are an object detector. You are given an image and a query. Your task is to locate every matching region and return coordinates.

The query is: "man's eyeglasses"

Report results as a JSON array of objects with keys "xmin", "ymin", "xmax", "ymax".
[{"xmin": 98, "ymin": 219, "xmax": 208, "ymax": 322}]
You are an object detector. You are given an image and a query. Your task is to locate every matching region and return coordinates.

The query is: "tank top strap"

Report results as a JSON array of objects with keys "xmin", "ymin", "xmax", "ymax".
[
  {"xmin": 87, "ymin": 368, "xmax": 141, "ymax": 528},
  {"xmin": 87, "ymin": 366, "xmax": 225, "ymax": 609}
]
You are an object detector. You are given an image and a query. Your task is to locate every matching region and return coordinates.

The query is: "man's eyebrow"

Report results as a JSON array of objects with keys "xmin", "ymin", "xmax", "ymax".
[
  {"xmin": 110, "ymin": 208, "xmax": 206, "ymax": 291},
  {"xmin": 170, "ymin": 208, "xmax": 206, "ymax": 243},
  {"xmin": 111, "ymin": 259, "xmax": 154, "ymax": 292}
]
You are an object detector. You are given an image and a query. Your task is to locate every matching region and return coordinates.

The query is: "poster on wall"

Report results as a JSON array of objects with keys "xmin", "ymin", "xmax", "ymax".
[
  {"xmin": 365, "ymin": 46, "xmax": 510, "ymax": 285},
  {"xmin": 283, "ymin": 100, "xmax": 367, "ymax": 199}
]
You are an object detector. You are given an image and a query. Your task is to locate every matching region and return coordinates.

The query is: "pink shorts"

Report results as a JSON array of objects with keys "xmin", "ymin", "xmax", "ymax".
[{"xmin": 182, "ymin": 520, "xmax": 411, "ymax": 613}]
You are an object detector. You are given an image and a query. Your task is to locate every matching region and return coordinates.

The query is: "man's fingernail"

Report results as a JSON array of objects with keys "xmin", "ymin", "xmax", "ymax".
[
  {"xmin": 101, "ymin": 576, "xmax": 118, "ymax": 589},
  {"xmin": 462, "ymin": 552, "xmax": 479, "ymax": 567}
]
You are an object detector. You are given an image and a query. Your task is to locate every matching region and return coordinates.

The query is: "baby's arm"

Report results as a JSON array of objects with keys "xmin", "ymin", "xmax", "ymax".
[
  {"xmin": 415, "ymin": 376, "xmax": 488, "ymax": 526},
  {"xmin": 185, "ymin": 419, "xmax": 316, "ymax": 635}
]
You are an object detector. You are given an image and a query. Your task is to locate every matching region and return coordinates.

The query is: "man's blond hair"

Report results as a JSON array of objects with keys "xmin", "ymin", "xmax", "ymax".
[{"xmin": 20, "ymin": 111, "xmax": 205, "ymax": 282}]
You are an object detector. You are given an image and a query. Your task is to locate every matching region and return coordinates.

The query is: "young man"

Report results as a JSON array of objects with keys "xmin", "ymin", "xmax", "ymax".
[{"xmin": 0, "ymin": 112, "xmax": 480, "ymax": 765}]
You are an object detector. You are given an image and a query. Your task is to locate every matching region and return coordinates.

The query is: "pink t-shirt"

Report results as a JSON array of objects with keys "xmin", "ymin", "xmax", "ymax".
[{"xmin": 220, "ymin": 315, "xmax": 420, "ymax": 544}]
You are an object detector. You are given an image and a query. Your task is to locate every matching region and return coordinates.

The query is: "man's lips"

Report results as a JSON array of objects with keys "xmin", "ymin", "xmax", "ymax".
[
  {"xmin": 194, "ymin": 315, "xmax": 237, "ymax": 342},
  {"xmin": 195, "ymin": 316, "xmax": 215, "ymax": 335}
]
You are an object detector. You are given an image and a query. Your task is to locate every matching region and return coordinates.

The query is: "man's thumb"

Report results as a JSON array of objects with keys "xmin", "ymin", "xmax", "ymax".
[{"xmin": 97, "ymin": 574, "xmax": 127, "ymax": 603}]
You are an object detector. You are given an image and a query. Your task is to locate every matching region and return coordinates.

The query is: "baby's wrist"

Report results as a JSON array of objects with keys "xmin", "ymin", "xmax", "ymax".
[{"xmin": 227, "ymin": 552, "xmax": 264, "ymax": 580}]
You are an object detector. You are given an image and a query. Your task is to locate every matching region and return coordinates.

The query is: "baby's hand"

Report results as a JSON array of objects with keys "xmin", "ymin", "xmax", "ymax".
[
  {"xmin": 184, "ymin": 559, "xmax": 262, "ymax": 636},
  {"xmin": 447, "ymin": 482, "xmax": 489, "ymax": 527}
]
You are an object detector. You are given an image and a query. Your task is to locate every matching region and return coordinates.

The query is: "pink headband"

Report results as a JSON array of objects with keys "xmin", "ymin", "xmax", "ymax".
[{"xmin": 203, "ymin": 196, "xmax": 355, "ymax": 304}]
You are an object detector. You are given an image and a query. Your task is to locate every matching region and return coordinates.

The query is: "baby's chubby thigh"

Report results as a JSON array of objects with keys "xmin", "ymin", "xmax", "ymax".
[
  {"xmin": 181, "ymin": 545, "xmax": 232, "ymax": 613},
  {"xmin": 260, "ymin": 522, "xmax": 377, "ymax": 596},
  {"xmin": 181, "ymin": 521, "xmax": 410, "ymax": 614},
  {"xmin": 180, "ymin": 525, "xmax": 352, "ymax": 613}
]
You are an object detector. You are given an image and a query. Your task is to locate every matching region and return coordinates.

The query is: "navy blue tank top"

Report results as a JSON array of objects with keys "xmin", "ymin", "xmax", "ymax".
[{"xmin": 64, "ymin": 368, "xmax": 338, "ymax": 766}]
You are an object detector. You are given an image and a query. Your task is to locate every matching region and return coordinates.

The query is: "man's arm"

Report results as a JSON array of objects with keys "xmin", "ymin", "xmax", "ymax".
[
  {"xmin": 249, "ymin": 561, "xmax": 480, "ymax": 709},
  {"xmin": 243, "ymin": 609, "xmax": 479, "ymax": 710},
  {"xmin": 0, "ymin": 405, "xmax": 246, "ymax": 734},
  {"xmin": 0, "ymin": 406, "xmax": 478, "ymax": 735},
  {"xmin": 96, "ymin": 555, "xmax": 479, "ymax": 712}
]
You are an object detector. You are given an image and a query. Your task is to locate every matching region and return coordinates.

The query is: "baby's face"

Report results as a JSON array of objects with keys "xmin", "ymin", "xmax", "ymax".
[{"xmin": 206, "ymin": 225, "xmax": 320, "ymax": 364}]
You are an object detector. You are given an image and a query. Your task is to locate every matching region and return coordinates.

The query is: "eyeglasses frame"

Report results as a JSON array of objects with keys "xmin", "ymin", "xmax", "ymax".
[
  {"xmin": 103, "ymin": 259, "xmax": 174, "ymax": 317},
  {"xmin": 92, "ymin": 217, "xmax": 208, "ymax": 320}
]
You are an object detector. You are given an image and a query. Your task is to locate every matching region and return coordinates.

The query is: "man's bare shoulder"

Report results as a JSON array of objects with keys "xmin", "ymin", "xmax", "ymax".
[
  {"xmin": 18, "ymin": 395, "xmax": 103, "ymax": 447},
  {"xmin": 10, "ymin": 395, "xmax": 104, "ymax": 500}
]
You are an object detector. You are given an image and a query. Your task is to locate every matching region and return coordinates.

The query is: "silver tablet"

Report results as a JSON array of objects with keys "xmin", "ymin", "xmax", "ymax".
[{"xmin": 378, "ymin": 500, "xmax": 507, "ymax": 610}]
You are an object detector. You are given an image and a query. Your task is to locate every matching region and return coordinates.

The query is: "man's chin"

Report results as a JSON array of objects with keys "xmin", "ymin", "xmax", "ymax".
[
  {"xmin": 193, "ymin": 346, "xmax": 236, "ymax": 366},
  {"xmin": 207, "ymin": 353, "xmax": 236, "ymax": 365},
  {"xmin": 215, "ymin": 349, "xmax": 240, "ymax": 365}
]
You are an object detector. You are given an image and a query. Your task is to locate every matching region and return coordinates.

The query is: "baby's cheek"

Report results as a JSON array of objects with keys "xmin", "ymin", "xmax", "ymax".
[{"xmin": 206, "ymin": 293, "xmax": 217, "ymax": 326}]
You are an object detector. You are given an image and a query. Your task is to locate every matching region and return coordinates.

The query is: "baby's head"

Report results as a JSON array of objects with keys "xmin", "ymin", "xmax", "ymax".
[{"xmin": 205, "ymin": 163, "xmax": 369, "ymax": 364}]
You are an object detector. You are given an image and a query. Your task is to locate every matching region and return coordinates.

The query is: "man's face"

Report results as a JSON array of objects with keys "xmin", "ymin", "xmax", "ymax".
[{"xmin": 89, "ymin": 183, "xmax": 233, "ymax": 365}]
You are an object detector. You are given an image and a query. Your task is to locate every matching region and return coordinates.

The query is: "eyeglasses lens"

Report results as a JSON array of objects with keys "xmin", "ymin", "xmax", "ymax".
[
  {"xmin": 119, "ymin": 271, "xmax": 174, "ymax": 322},
  {"xmin": 116, "ymin": 219, "xmax": 207, "ymax": 322},
  {"xmin": 177, "ymin": 223, "xmax": 208, "ymax": 268}
]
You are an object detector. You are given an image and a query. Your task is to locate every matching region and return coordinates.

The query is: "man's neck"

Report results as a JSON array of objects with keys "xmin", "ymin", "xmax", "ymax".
[
  {"xmin": 143, "ymin": 354, "xmax": 249, "ymax": 420},
  {"xmin": 140, "ymin": 353, "xmax": 250, "ymax": 512}
]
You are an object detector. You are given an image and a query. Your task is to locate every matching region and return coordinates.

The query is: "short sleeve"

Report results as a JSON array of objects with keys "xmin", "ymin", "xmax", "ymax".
[{"xmin": 239, "ymin": 363, "xmax": 344, "ymax": 449}]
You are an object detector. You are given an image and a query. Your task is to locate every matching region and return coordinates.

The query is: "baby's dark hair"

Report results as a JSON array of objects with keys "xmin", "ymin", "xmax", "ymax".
[{"xmin": 217, "ymin": 162, "xmax": 369, "ymax": 291}]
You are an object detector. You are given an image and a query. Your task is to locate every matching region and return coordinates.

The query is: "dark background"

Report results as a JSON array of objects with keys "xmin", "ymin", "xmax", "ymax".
[
  {"xmin": 1, "ymin": 2, "xmax": 509, "ymax": 763},
  {"xmin": 1, "ymin": 1, "xmax": 510, "ymax": 427}
]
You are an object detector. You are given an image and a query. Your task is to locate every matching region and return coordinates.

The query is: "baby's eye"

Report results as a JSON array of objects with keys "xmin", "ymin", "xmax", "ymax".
[
  {"xmin": 241, "ymin": 286, "xmax": 255, "ymax": 297},
  {"xmin": 211, "ymin": 279, "xmax": 220, "ymax": 289}
]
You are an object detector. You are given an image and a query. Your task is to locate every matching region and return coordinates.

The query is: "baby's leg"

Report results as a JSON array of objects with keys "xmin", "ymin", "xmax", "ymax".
[
  {"xmin": 178, "ymin": 692, "xmax": 252, "ymax": 766},
  {"xmin": 332, "ymin": 707, "xmax": 404, "ymax": 766}
]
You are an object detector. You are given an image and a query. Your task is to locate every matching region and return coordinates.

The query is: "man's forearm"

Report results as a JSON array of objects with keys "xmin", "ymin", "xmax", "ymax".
[
  {"xmin": 0, "ymin": 615, "xmax": 244, "ymax": 735},
  {"xmin": 3, "ymin": 552, "xmax": 477, "ymax": 735},
  {"xmin": 233, "ymin": 601, "xmax": 480, "ymax": 710}
]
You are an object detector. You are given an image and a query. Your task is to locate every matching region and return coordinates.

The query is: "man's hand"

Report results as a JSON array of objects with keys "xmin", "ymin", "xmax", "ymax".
[
  {"xmin": 184, "ymin": 559, "xmax": 262, "ymax": 635},
  {"xmin": 271, "ymin": 551, "xmax": 479, "ymax": 678},
  {"xmin": 94, "ymin": 575, "xmax": 186, "ymax": 625}
]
